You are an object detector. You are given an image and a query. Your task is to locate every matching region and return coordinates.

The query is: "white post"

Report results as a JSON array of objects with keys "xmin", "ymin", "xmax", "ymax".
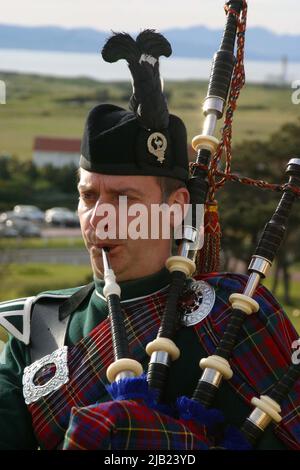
[{"xmin": 0, "ymin": 81, "xmax": 6, "ymax": 104}]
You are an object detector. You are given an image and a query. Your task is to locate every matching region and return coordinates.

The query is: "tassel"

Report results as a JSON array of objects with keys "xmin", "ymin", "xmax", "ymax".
[{"xmin": 196, "ymin": 200, "xmax": 221, "ymax": 274}]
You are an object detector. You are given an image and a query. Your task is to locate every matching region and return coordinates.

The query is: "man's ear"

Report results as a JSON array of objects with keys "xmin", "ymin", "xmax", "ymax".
[
  {"xmin": 168, "ymin": 187, "xmax": 190, "ymax": 229},
  {"xmin": 168, "ymin": 187, "xmax": 190, "ymax": 210}
]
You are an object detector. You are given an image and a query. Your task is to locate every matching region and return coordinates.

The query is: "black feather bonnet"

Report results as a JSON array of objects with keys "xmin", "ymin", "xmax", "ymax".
[{"xmin": 80, "ymin": 30, "xmax": 189, "ymax": 182}]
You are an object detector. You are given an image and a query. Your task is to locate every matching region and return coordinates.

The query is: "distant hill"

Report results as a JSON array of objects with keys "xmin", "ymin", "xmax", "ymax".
[{"xmin": 0, "ymin": 24, "xmax": 299, "ymax": 61}]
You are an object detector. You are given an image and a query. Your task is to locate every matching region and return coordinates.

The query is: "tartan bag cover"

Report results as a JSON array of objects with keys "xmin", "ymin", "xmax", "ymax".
[
  {"xmin": 27, "ymin": 273, "xmax": 300, "ymax": 449},
  {"xmin": 63, "ymin": 399, "xmax": 210, "ymax": 450}
]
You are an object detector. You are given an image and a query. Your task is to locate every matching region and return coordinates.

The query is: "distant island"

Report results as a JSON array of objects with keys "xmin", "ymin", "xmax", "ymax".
[{"xmin": 0, "ymin": 24, "xmax": 299, "ymax": 61}]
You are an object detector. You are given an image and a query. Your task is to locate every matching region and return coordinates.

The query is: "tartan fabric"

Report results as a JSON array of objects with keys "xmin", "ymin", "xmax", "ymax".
[
  {"xmin": 28, "ymin": 285, "xmax": 169, "ymax": 449},
  {"xmin": 63, "ymin": 399, "xmax": 210, "ymax": 450},
  {"xmin": 27, "ymin": 273, "xmax": 300, "ymax": 450},
  {"xmin": 196, "ymin": 272, "xmax": 300, "ymax": 450}
]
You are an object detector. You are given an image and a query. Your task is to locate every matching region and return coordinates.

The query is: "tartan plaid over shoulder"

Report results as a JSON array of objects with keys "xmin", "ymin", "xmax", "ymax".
[
  {"xmin": 26, "ymin": 273, "xmax": 300, "ymax": 449},
  {"xmin": 195, "ymin": 272, "xmax": 300, "ymax": 449},
  {"xmin": 27, "ymin": 285, "xmax": 169, "ymax": 449}
]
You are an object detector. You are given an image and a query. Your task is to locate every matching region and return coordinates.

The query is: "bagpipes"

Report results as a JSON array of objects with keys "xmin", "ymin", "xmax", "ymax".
[{"xmin": 63, "ymin": 1, "xmax": 300, "ymax": 450}]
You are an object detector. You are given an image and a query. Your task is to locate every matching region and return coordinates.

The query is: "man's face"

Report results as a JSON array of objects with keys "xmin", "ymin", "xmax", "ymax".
[{"xmin": 78, "ymin": 168, "xmax": 173, "ymax": 281}]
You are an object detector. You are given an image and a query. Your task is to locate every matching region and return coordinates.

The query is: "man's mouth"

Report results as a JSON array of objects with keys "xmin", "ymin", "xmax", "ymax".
[{"xmin": 89, "ymin": 243, "xmax": 122, "ymax": 255}]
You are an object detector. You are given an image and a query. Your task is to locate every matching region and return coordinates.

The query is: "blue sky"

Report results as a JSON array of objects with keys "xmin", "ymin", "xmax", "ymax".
[{"xmin": 1, "ymin": 0, "xmax": 300, "ymax": 34}]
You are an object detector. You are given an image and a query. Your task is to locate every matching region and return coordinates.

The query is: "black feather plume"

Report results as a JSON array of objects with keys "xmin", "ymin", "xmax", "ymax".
[
  {"xmin": 136, "ymin": 29, "xmax": 172, "ymax": 59},
  {"xmin": 101, "ymin": 30, "xmax": 171, "ymax": 130},
  {"xmin": 101, "ymin": 32, "xmax": 139, "ymax": 63}
]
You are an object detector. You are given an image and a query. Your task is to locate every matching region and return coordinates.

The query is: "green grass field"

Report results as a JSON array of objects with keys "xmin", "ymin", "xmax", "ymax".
[
  {"xmin": 0, "ymin": 72, "xmax": 299, "ymax": 159},
  {"xmin": 0, "ymin": 263, "xmax": 92, "ymax": 301},
  {"xmin": 0, "ymin": 262, "xmax": 92, "ymax": 343},
  {"xmin": 0, "ymin": 237, "xmax": 84, "ymax": 250}
]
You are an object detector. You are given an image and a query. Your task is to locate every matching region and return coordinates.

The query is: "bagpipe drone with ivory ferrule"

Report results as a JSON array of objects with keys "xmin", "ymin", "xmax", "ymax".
[
  {"xmin": 240, "ymin": 341, "xmax": 300, "ymax": 447},
  {"xmin": 62, "ymin": 1, "xmax": 300, "ymax": 450},
  {"xmin": 102, "ymin": 248, "xmax": 143, "ymax": 384},
  {"xmin": 146, "ymin": 0, "xmax": 246, "ymax": 402},
  {"xmin": 190, "ymin": 159, "xmax": 300, "ymax": 448},
  {"xmin": 192, "ymin": 159, "xmax": 300, "ymax": 409}
]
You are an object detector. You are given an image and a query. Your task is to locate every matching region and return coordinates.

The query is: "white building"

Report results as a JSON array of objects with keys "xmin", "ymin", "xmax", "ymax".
[{"xmin": 33, "ymin": 136, "xmax": 81, "ymax": 168}]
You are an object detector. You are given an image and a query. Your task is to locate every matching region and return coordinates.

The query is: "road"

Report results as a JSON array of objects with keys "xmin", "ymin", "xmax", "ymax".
[
  {"xmin": 41, "ymin": 227, "xmax": 82, "ymax": 238},
  {"xmin": 1, "ymin": 227, "xmax": 90, "ymax": 265}
]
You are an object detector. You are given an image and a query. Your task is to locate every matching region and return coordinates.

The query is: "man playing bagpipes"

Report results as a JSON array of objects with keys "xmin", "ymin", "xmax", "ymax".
[{"xmin": 0, "ymin": 1, "xmax": 299, "ymax": 450}]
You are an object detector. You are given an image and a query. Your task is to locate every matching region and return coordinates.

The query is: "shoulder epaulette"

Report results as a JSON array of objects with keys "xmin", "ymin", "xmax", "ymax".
[{"xmin": 0, "ymin": 288, "xmax": 83, "ymax": 345}]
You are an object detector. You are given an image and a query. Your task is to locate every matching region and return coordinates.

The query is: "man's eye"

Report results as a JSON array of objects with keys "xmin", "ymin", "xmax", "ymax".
[{"xmin": 80, "ymin": 193, "xmax": 95, "ymax": 201}]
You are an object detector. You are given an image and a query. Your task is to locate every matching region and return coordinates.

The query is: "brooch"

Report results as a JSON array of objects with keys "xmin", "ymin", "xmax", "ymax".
[
  {"xmin": 179, "ymin": 280, "xmax": 216, "ymax": 326},
  {"xmin": 22, "ymin": 346, "xmax": 69, "ymax": 404}
]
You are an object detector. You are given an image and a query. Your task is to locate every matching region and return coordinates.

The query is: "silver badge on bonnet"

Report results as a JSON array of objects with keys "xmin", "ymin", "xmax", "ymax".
[{"xmin": 147, "ymin": 132, "xmax": 167, "ymax": 163}]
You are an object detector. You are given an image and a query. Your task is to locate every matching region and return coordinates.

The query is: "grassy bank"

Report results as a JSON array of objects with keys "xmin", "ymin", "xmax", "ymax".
[
  {"xmin": 0, "ymin": 237, "xmax": 84, "ymax": 250},
  {"xmin": 0, "ymin": 263, "xmax": 92, "ymax": 301},
  {"xmin": 1, "ymin": 72, "xmax": 299, "ymax": 159}
]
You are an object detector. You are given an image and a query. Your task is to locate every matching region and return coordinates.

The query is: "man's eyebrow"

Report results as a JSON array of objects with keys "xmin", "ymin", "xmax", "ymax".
[
  {"xmin": 77, "ymin": 183, "xmax": 94, "ymax": 191},
  {"xmin": 77, "ymin": 183, "xmax": 143, "ymax": 196},
  {"xmin": 110, "ymin": 187, "xmax": 144, "ymax": 196}
]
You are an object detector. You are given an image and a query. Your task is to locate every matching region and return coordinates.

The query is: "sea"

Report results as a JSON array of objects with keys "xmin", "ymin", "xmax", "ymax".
[{"xmin": 1, "ymin": 48, "xmax": 300, "ymax": 85}]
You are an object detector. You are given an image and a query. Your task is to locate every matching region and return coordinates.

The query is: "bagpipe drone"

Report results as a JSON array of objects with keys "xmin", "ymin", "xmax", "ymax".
[{"xmin": 62, "ymin": 1, "xmax": 300, "ymax": 450}]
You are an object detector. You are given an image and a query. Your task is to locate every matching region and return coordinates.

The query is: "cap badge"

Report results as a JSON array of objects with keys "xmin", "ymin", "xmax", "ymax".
[{"xmin": 147, "ymin": 132, "xmax": 167, "ymax": 164}]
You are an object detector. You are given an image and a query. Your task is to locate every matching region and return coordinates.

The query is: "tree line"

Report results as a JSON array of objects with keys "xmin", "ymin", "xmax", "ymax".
[
  {"xmin": 0, "ymin": 158, "xmax": 78, "ymax": 212},
  {"xmin": 217, "ymin": 120, "xmax": 300, "ymax": 304}
]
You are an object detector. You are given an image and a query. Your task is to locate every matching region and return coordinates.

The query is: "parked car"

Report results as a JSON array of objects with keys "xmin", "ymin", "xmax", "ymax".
[
  {"xmin": 45, "ymin": 207, "xmax": 79, "ymax": 227},
  {"xmin": 0, "ymin": 211, "xmax": 23, "ymax": 223},
  {"xmin": 0, "ymin": 222, "xmax": 19, "ymax": 238},
  {"xmin": 5, "ymin": 218, "xmax": 41, "ymax": 237},
  {"xmin": 13, "ymin": 205, "xmax": 45, "ymax": 224}
]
